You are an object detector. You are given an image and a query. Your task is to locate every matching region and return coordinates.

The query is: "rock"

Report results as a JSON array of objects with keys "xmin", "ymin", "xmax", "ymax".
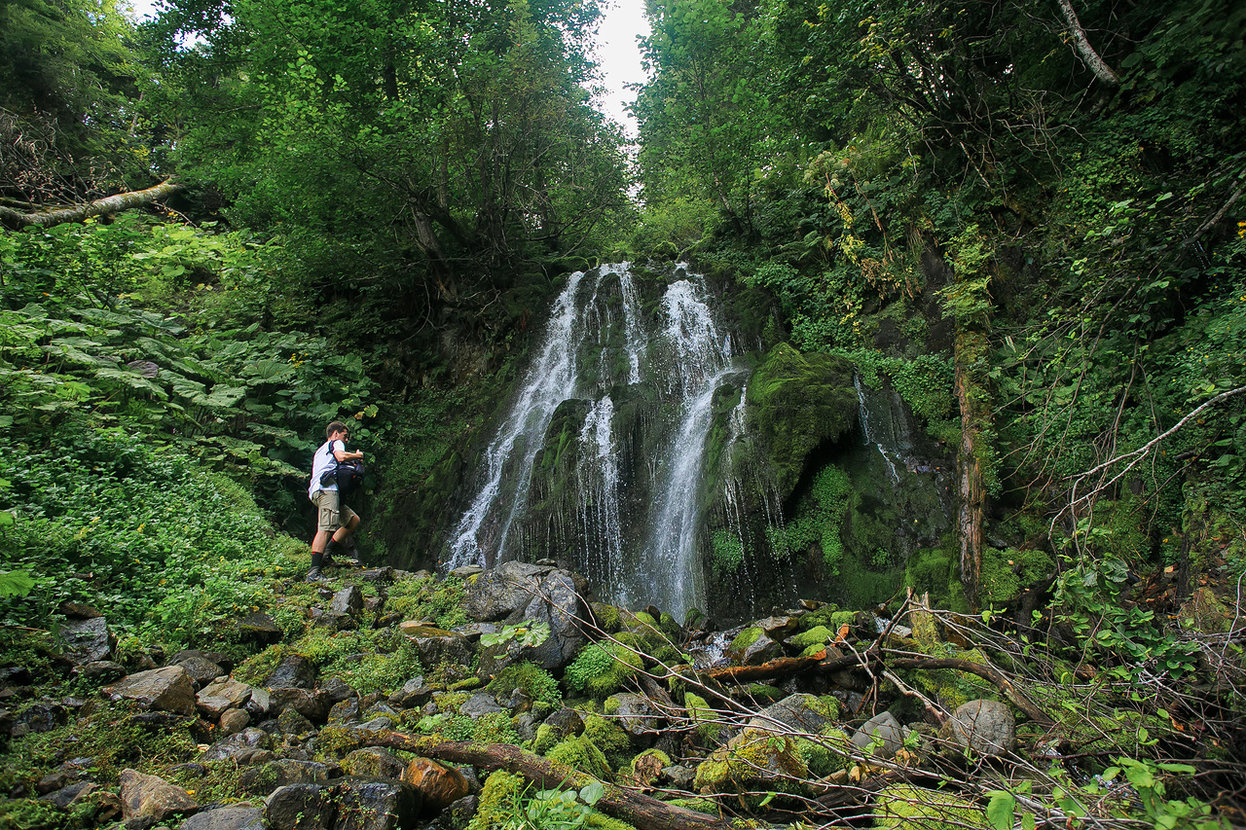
[
  {"xmin": 518, "ymin": 571, "xmax": 588, "ymax": 671},
  {"xmin": 343, "ymin": 748, "xmax": 408, "ymax": 779},
  {"xmin": 387, "ymin": 676, "xmax": 432, "ymax": 709},
  {"xmin": 541, "ymin": 708, "xmax": 584, "ymax": 742},
  {"xmin": 401, "ymin": 625, "xmax": 471, "ymax": 668},
  {"xmin": 452, "ymin": 622, "xmax": 499, "ymax": 641},
  {"xmin": 103, "ymin": 667, "xmax": 196, "ymax": 715},
  {"xmin": 474, "ymin": 639, "xmax": 525, "ymax": 679},
  {"xmin": 360, "ymin": 715, "xmax": 396, "ymax": 730},
  {"xmin": 197, "ymin": 678, "xmax": 255, "ymax": 719},
  {"xmin": 514, "ymin": 712, "xmax": 538, "ymax": 742},
  {"xmin": 245, "ymin": 687, "xmax": 271, "ymax": 718},
  {"xmin": 265, "ymin": 656, "xmax": 317, "ymax": 690},
  {"xmin": 60, "ymin": 616, "xmax": 113, "ymax": 665},
  {"xmin": 118, "ymin": 768, "xmax": 200, "ymax": 823},
  {"xmin": 203, "ymin": 727, "xmax": 271, "ymax": 762},
  {"xmin": 36, "ymin": 770, "xmax": 70, "ymax": 794},
  {"xmin": 463, "ymin": 561, "xmax": 550, "ymax": 621},
  {"xmin": 328, "ymin": 698, "xmax": 362, "ymax": 724},
  {"xmin": 319, "ymin": 677, "xmax": 356, "ymax": 707},
  {"xmin": 239, "ymin": 760, "xmax": 338, "ymax": 796},
  {"xmin": 1178, "ymin": 587, "xmax": 1233, "ymax": 634},
  {"xmin": 604, "ymin": 693, "xmax": 660, "ymax": 743},
  {"xmin": 748, "ymin": 693, "xmax": 839, "ymax": 734},
  {"xmin": 331, "ymin": 585, "xmax": 365, "ymax": 616},
  {"xmin": 263, "ymin": 783, "xmax": 338, "ymax": 830},
  {"xmin": 403, "ymin": 758, "xmax": 469, "ymax": 813},
  {"xmin": 58, "ymin": 600, "xmax": 102, "ymax": 619},
  {"xmin": 39, "ymin": 780, "xmax": 96, "ymax": 809},
  {"xmin": 277, "ymin": 707, "xmax": 316, "ymax": 737},
  {"xmin": 219, "ymin": 708, "xmax": 250, "ymax": 735},
  {"xmin": 337, "ymin": 778, "xmax": 423, "ymax": 830},
  {"xmin": 172, "ymin": 655, "xmax": 225, "ymax": 688},
  {"xmin": 693, "ymin": 727, "xmax": 808, "ymax": 795},
  {"xmin": 79, "ymin": 660, "xmax": 127, "ymax": 683},
  {"xmin": 177, "ymin": 804, "xmax": 265, "ymax": 830},
  {"xmin": 851, "ymin": 711, "xmax": 906, "ymax": 759},
  {"xmin": 942, "ymin": 699, "xmax": 1015, "ymax": 757},
  {"xmin": 266, "ymin": 687, "xmax": 327, "ymax": 722},
  {"xmin": 727, "ymin": 627, "xmax": 783, "ymax": 665},
  {"xmin": 11, "ymin": 700, "xmax": 66, "ymax": 736},
  {"xmin": 664, "ymin": 764, "xmax": 696, "ymax": 788},
  {"xmin": 755, "ymin": 615, "xmax": 799, "ymax": 637},
  {"xmin": 237, "ymin": 612, "xmax": 283, "ymax": 645},
  {"xmin": 459, "ymin": 693, "xmax": 506, "ymax": 718}
]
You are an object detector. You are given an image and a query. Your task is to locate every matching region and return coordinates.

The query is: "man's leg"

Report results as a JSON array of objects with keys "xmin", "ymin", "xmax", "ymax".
[
  {"xmin": 328, "ymin": 509, "xmax": 362, "ymax": 565},
  {"xmin": 309, "ymin": 492, "xmax": 342, "ymax": 580}
]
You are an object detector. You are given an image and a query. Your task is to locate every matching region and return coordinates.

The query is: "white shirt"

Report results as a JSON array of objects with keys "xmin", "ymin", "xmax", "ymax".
[{"xmin": 309, "ymin": 439, "xmax": 346, "ymax": 498}]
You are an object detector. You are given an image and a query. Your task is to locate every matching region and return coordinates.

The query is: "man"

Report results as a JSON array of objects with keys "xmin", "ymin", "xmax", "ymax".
[{"xmin": 307, "ymin": 421, "xmax": 364, "ymax": 580}]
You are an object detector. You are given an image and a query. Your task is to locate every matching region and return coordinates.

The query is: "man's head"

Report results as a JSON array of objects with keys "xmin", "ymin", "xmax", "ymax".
[{"xmin": 326, "ymin": 421, "xmax": 350, "ymax": 441}]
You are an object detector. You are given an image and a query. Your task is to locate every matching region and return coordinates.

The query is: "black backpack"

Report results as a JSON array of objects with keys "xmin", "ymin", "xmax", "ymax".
[{"xmin": 318, "ymin": 443, "xmax": 366, "ymax": 495}]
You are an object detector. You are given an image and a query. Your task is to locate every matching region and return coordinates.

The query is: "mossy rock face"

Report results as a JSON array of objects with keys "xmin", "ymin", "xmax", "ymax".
[
  {"xmin": 789, "ymin": 625, "xmax": 834, "ymax": 649},
  {"xmin": 563, "ymin": 643, "xmax": 644, "ymax": 700},
  {"xmin": 874, "ymin": 784, "xmax": 987, "ymax": 830},
  {"xmin": 693, "ymin": 727, "xmax": 810, "ymax": 796},
  {"xmin": 467, "ymin": 771, "xmax": 525, "ymax": 830},
  {"xmin": 546, "ymin": 734, "xmax": 613, "ymax": 781},
  {"xmin": 746, "ymin": 344, "xmax": 857, "ymax": 501}
]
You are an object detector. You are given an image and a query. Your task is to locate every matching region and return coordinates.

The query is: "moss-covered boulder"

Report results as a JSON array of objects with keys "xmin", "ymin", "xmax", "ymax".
[
  {"xmin": 746, "ymin": 344, "xmax": 857, "ymax": 501},
  {"xmin": 874, "ymin": 784, "xmax": 986, "ymax": 830},
  {"xmin": 796, "ymin": 727, "xmax": 854, "ymax": 777},
  {"xmin": 563, "ymin": 643, "xmax": 644, "ymax": 700},
  {"xmin": 693, "ymin": 727, "xmax": 810, "ymax": 796},
  {"xmin": 545, "ymin": 734, "xmax": 613, "ymax": 781}
]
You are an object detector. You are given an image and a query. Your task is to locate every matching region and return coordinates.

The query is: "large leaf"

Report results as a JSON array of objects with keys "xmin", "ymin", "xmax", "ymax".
[
  {"xmin": 197, "ymin": 385, "xmax": 247, "ymax": 409},
  {"xmin": 94, "ymin": 366, "xmax": 170, "ymax": 400}
]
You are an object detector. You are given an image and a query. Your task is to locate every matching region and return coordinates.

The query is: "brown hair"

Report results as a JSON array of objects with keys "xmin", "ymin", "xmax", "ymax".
[{"xmin": 326, "ymin": 421, "xmax": 350, "ymax": 439}]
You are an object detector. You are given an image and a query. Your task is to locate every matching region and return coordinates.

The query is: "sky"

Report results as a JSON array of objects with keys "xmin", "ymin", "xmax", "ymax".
[{"xmin": 123, "ymin": 0, "xmax": 652, "ymax": 136}]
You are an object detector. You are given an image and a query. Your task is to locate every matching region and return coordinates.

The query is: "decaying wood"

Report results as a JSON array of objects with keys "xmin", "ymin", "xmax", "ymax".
[
  {"xmin": 0, "ymin": 179, "xmax": 183, "ymax": 230},
  {"xmin": 1055, "ymin": 0, "xmax": 1121, "ymax": 85},
  {"xmin": 335, "ymin": 728, "xmax": 732, "ymax": 830},
  {"xmin": 701, "ymin": 650, "xmax": 828, "ymax": 683}
]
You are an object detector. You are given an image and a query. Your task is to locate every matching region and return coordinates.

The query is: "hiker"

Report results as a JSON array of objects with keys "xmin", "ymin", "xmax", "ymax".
[{"xmin": 307, "ymin": 420, "xmax": 364, "ymax": 580}]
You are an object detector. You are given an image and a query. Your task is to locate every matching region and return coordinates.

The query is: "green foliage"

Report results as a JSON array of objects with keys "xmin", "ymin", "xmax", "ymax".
[
  {"xmin": 481, "ymin": 622, "xmax": 552, "ymax": 649},
  {"xmin": 768, "ymin": 464, "xmax": 854, "ymax": 571},
  {"xmin": 563, "ymin": 643, "xmax": 643, "ymax": 699},
  {"xmin": 385, "ymin": 575, "xmax": 469, "ymax": 630},
  {"xmin": 486, "ymin": 661, "xmax": 563, "ymax": 710}
]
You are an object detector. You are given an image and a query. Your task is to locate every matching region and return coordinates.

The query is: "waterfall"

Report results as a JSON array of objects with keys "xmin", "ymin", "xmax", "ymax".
[
  {"xmin": 445, "ymin": 264, "xmax": 750, "ymax": 621},
  {"xmin": 854, "ymin": 374, "xmax": 901, "ymax": 484}
]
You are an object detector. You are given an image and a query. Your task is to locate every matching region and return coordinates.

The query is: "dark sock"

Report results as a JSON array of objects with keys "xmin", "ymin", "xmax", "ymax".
[{"xmin": 310, "ymin": 552, "xmax": 324, "ymax": 570}]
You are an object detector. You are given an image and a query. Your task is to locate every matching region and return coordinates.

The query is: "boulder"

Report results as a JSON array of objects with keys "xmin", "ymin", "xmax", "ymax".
[
  {"xmin": 463, "ymin": 561, "xmax": 550, "ymax": 621},
  {"xmin": 237, "ymin": 611, "xmax": 283, "ymax": 645},
  {"xmin": 263, "ymin": 783, "xmax": 338, "ymax": 830},
  {"xmin": 387, "ymin": 676, "xmax": 433, "ymax": 709},
  {"xmin": 748, "ymin": 693, "xmax": 839, "ymax": 734},
  {"xmin": 337, "ymin": 779, "xmax": 423, "ymax": 830},
  {"xmin": 693, "ymin": 728, "xmax": 808, "ymax": 795},
  {"xmin": 266, "ymin": 687, "xmax": 327, "ymax": 722},
  {"xmin": 118, "ymin": 768, "xmax": 200, "ymax": 823},
  {"xmin": 239, "ymin": 760, "xmax": 338, "ymax": 796},
  {"xmin": 402, "ymin": 758, "xmax": 470, "ymax": 813},
  {"xmin": 342, "ymin": 747, "xmax": 408, "ymax": 779},
  {"xmin": 173, "ymin": 655, "xmax": 226, "ymax": 688},
  {"xmin": 851, "ymin": 711, "xmax": 906, "ymax": 759},
  {"xmin": 460, "ymin": 693, "xmax": 506, "ymax": 718},
  {"xmin": 727, "ymin": 627, "xmax": 783, "ymax": 665},
  {"xmin": 203, "ymin": 727, "xmax": 271, "ymax": 762},
  {"xmin": 400, "ymin": 624, "xmax": 472, "ymax": 668},
  {"xmin": 518, "ymin": 570, "xmax": 588, "ymax": 671},
  {"xmin": 79, "ymin": 660, "xmax": 126, "ymax": 683},
  {"xmin": 265, "ymin": 655, "xmax": 317, "ymax": 690},
  {"xmin": 942, "ymin": 699, "xmax": 1015, "ymax": 757},
  {"xmin": 102, "ymin": 666, "xmax": 196, "ymax": 715},
  {"xmin": 604, "ymin": 693, "xmax": 661, "ymax": 743},
  {"xmin": 197, "ymin": 678, "xmax": 255, "ymax": 719},
  {"xmin": 59, "ymin": 617, "xmax": 113, "ymax": 665},
  {"xmin": 220, "ymin": 707, "xmax": 250, "ymax": 735},
  {"xmin": 178, "ymin": 804, "xmax": 265, "ymax": 830},
  {"xmin": 330, "ymin": 585, "xmax": 365, "ymax": 616}
]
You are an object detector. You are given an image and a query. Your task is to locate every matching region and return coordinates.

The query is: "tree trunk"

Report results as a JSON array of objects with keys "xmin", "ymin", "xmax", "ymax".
[
  {"xmin": 954, "ymin": 341, "xmax": 986, "ymax": 608},
  {"xmin": 333, "ymin": 728, "xmax": 732, "ymax": 830},
  {"xmin": 0, "ymin": 180, "xmax": 183, "ymax": 230},
  {"xmin": 1056, "ymin": 0, "xmax": 1120, "ymax": 85}
]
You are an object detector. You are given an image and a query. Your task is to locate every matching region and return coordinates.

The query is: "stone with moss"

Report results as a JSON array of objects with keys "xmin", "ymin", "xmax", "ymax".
[
  {"xmin": 874, "ymin": 784, "xmax": 986, "ymax": 830},
  {"xmin": 563, "ymin": 643, "xmax": 644, "ymax": 700},
  {"xmin": 590, "ymin": 603, "xmax": 623, "ymax": 633},
  {"xmin": 796, "ymin": 727, "xmax": 854, "ymax": 777},
  {"xmin": 467, "ymin": 770, "xmax": 525, "ymax": 830},
  {"xmin": 546, "ymin": 734, "xmax": 613, "ymax": 781},
  {"xmin": 746, "ymin": 344, "xmax": 857, "ymax": 501},
  {"xmin": 693, "ymin": 727, "xmax": 810, "ymax": 797},
  {"xmin": 979, "ymin": 546, "xmax": 1053, "ymax": 606},
  {"xmin": 484, "ymin": 661, "xmax": 562, "ymax": 710},
  {"xmin": 789, "ymin": 625, "xmax": 833, "ymax": 649},
  {"xmin": 583, "ymin": 714, "xmax": 633, "ymax": 769}
]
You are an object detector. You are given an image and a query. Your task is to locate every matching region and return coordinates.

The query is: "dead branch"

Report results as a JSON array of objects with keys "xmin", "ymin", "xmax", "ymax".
[{"xmin": 0, "ymin": 179, "xmax": 183, "ymax": 230}]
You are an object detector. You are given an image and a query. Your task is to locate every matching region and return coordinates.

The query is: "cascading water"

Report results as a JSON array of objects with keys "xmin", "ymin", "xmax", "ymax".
[
  {"xmin": 444, "ymin": 263, "xmax": 759, "ymax": 621},
  {"xmin": 855, "ymin": 374, "xmax": 902, "ymax": 484}
]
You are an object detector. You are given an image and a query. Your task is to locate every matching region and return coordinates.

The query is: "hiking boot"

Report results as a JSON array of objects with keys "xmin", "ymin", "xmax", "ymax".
[{"xmin": 305, "ymin": 567, "xmax": 324, "ymax": 582}]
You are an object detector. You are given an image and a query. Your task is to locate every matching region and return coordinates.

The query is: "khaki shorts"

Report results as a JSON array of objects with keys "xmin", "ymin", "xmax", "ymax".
[{"xmin": 312, "ymin": 490, "xmax": 359, "ymax": 534}]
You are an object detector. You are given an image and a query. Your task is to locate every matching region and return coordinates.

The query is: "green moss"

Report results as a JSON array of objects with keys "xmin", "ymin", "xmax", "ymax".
[
  {"xmin": 467, "ymin": 771, "xmax": 526, "ymax": 830},
  {"xmin": 564, "ymin": 643, "xmax": 644, "ymax": 699},
  {"xmin": 790, "ymin": 625, "xmax": 833, "ymax": 648},
  {"xmin": 685, "ymin": 692, "xmax": 726, "ymax": 744},
  {"xmin": 386, "ymin": 574, "xmax": 469, "ymax": 630},
  {"xmin": 486, "ymin": 661, "xmax": 562, "ymax": 709},
  {"xmin": 874, "ymin": 784, "xmax": 986, "ymax": 830},
  {"xmin": 586, "ymin": 813, "xmax": 639, "ymax": 830},
  {"xmin": 546, "ymin": 735, "xmax": 613, "ymax": 781},
  {"xmin": 693, "ymin": 728, "xmax": 810, "ymax": 797},
  {"xmin": 796, "ymin": 727, "xmax": 853, "ymax": 777},
  {"xmin": 742, "ymin": 684, "xmax": 786, "ymax": 703},
  {"xmin": 591, "ymin": 603, "xmax": 623, "ymax": 633},
  {"xmin": 583, "ymin": 715, "xmax": 632, "ymax": 769},
  {"xmin": 666, "ymin": 797, "xmax": 720, "ymax": 815},
  {"xmin": 729, "ymin": 626, "xmax": 764, "ymax": 653},
  {"xmin": 979, "ymin": 547, "xmax": 1053, "ymax": 605},
  {"xmin": 746, "ymin": 344, "xmax": 857, "ymax": 500},
  {"xmin": 627, "ymin": 748, "xmax": 672, "ymax": 775}
]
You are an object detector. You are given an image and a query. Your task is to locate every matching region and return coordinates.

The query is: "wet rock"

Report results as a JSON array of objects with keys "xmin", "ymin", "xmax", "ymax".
[
  {"xmin": 338, "ymin": 778, "xmax": 423, "ymax": 830},
  {"xmin": 263, "ymin": 783, "xmax": 338, "ymax": 830},
  {"xmin": 178, "ymin": 804, "xmax": 265, "ymax": 830},
  {"xmin": 460, "ymin": 693, "xmax": 505, "ymax": 718},
  {"xmin": 237, "ymin": 612, "xmax": 283, "ymax": 646},
  {"xmin": 343, "ymin": 747, "xmax": 408, "ymax": 779},
  {"xmin": 320, "ymin": 677, "xmax": 356, "ymax": 707},
  {"xmin": 387, "ymin": 676, "xmax": 432, "ymax": 709},
  {"xmin": 605, "ymin": 693, "xmax": 661, "ymax": 743},
  {"xmin": 118, "ymin": 768, "xmax": 199, "ymax": 823},
  {"xmin": 693, "ymin": 727, "xmax": 808, "ymax": 794},
  {"xmin": 400, "ymin": 625, "xmax": 471, "ymax": 668},
  {"xmin": 748, "ymin": 693, "xmax": 838, "ymax": 734},
  {"xmin": 942, "ymin": 699, "xmax": 1015, "ymax": 757},
  {"xmin": 277, "ymin": 707, "xmax": 316, "ymax": 737},
  {"xmin": 203, "ymin": 727, "xmax": 271, "ymax": 762},
  {"xmin": 60, "ymin": 616, "xmax": 113, "ymax": 665},
  {"xmin": 474, "ymin": 639, "xmax": 524, "ymax": 679},
  {"xmin": 245, "ymin": 687, "xmax": 271, "ymax": 718},
  {"xmin": 172, "ymin": 655, "xmax": 225, "ymax": 688},
  {"xmin": 198, "ymin": 678, "xmax": 255, "ymax": 719},
  {"xmin": 39, "ymin": 780, "xmax": 96, "ymax": 808},
  {"xmin": 330, "ymin": 586, "xmax": 364, "ymax": 616},
  {"xmin": 103, "ymin": 667, "xmax": 196, "ymax": 716},
  {"xmin": 755, "ymin": 615, "xmax": 799, "ymax": 637},
  {"xmin": 727, "ymin": 628, "xmax": 783, "ymax": 666},
  {"xmin": 360, "ymin": 715, "xmax": 396, "ymax": 730},
  {"xmin": 266, "ymin": 687, "xmax": 326, "ymax": 722},
  {"xmin": 329, "ymin": 698, "xmax": 362, "ymax": 724},
  {"xmin": 514, "ymin": 713, "xmax": 538, "ymax": 742},
  {"xmin": 403, "ymin": 758, "xmax": 469, "ymax": 814},
  {"xmin": 518, "ymin": 571, "xmax": 588, "ymax": 671},
  {"xmin": 851, "ymin": 711, "xmax": 906, "ymax": 759},
  {"xmin": 239, "ymin": 760, "xmax": 338, "ymax": 796},
  {"xmin": 463, "ymin": 561, "xmax": 550, "ymax": 621},
  {"xmin": 80, "ymin": 660, "xmax": 127, "ymax": 683},
  {"xmin": 265, "ymin": 656, "xmax": 316, "ymax": 690},
  {"xmin": 453, "ymin": 622, "xmax": 499, "ymax": 642},
  {"xmin": 542, "ymin": 708, "xmax": 584, "ymax": 739}
]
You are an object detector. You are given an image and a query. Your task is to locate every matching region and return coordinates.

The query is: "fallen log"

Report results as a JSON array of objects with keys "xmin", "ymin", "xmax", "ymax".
[
  {"xmin": 330, "ymin": 727, "xmax": 731, "ymax": 830},
  {"xmin": 885, "ymin": 657, "xmax": 1051, "ymax": 725},
  {"xmin": 701, "ymin": 650, "xmax": 828, "ymax": 684},
  {"xmin": 0, "ymin": 179, "xmax": 183, "ymax": 230}
]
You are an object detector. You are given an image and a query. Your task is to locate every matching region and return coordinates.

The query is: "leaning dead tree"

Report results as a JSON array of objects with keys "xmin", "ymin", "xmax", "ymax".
[
  {"xmin": 0, "ymin": 179, "xmax": 183, "ymax": 230},
  {"xmin": 1056, "ymin": 0, "xmax": 1121, "ymax": 85}
]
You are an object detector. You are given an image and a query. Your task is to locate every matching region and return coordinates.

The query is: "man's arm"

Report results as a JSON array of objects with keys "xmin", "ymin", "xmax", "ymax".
[{"xmin": 332, "ymin": 441, "xmax": 364, "ymax": 462}]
